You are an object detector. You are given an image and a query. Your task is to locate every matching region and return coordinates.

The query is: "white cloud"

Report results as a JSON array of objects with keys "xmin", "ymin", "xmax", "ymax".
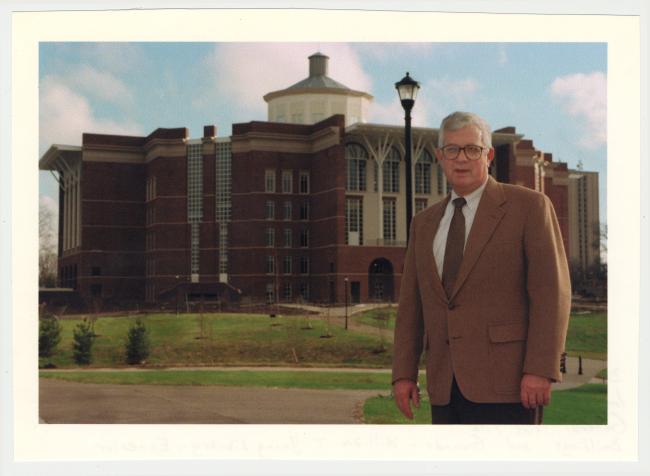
[
  {"xmin": 64, "ymin": 65, "xmax": 134, "ymax": 105},
  {"xmin": 198, "ymin": 43, "xmax": 373, "ymax": 118},
  {"xmin": 39, "ymin": 75, "xmax": 143, "ymax": 155},
  {"xmin": 550, "ymin": 71, "xmax": 606, "ymax": 149},
  {"xmin": 77, "ymin": 43, "xmax": 146, "ymax": 75},
  {"xmin": 367, "ymin": 98, "xmax": 428, "ymax": 128}
]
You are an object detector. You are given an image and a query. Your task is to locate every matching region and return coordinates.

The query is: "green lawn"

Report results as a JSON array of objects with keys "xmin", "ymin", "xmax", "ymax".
[
  {"xmin": 564, "ymin": 312, "xmax": 607, "ymax": 360},
  {"xmin": 363, "ymin": 384, "xmax": 607, "ymax": 425},
  {"xmin": 353, "ymin": 307, "xmax": 396, "ymax": 330},
  {"xmin": 354, "ymin": 308, "xmax": 607, "ymax": 360},
  {"xmin": 40, "ymin": 313, "xmax": 393, "ymax": 368}
]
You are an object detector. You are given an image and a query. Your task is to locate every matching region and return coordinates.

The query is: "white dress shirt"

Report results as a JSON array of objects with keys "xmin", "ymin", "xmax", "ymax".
[{"xmin": 433, "ymin": 178, "xmax": 489, "ymax": 278}]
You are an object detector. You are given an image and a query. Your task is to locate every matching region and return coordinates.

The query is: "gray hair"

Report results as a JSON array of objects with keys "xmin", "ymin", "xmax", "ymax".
[{"xmin": 438, "ymin": 111, "xmax": 492, "ymax": 149}]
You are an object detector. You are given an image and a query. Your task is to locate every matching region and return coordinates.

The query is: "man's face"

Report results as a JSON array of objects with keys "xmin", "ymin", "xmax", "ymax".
[{"xmin": 435, "ymin": 125, "xmax": 494, "ymax": 196}]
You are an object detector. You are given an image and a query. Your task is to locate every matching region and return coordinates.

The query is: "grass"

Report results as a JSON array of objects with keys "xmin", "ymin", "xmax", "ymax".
[
  {"xmin": 564, "ymin": 311, "xmax": 607, "ymax": 360},
  {"xmin": 39, "ymin": 369, "xmax": 393, "ymax": 390},
  {"xmin": 362, "ymin": 384, "xmax": 607, "ymax": 425},
  {"xmin": 353, "ymin": 307, "xmax": 396, "ymax": 330},
  {"xmin": 354, "ymin": 308, "xmax": 607, "ymax": 360},
  {"xmin": 39, "ymin": 313, "xmax": 393, "ymax": 369}
]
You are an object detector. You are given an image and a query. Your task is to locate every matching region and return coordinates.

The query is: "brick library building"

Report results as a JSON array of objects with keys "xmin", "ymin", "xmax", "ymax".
[{"xmin": 39, "ymin": 53, "xmax": 600, "ymax": 309}]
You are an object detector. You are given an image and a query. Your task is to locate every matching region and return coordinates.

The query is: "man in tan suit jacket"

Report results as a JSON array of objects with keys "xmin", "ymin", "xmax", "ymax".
[{"xmin": 392, "ymin": 111, "xmax": 570, "ymax": 424}]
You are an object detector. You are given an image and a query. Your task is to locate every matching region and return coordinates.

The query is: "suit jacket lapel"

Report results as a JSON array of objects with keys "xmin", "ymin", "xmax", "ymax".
[
  {"xmin": 419, "ymin": 195, "xmax": 449, "ymax": 304},
  {"xmin": 450, "ymin": 177, "xmax": 506, "ymax": 300}
]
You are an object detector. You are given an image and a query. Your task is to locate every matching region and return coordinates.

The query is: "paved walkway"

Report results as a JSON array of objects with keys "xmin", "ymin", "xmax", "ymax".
[
  {"xmin": 39, "ymin": 378, "xmax": 379, "ymax": 424},
  {"xmin": 39, "ymin": 356, "xmax": 604, "ymax": 424}
]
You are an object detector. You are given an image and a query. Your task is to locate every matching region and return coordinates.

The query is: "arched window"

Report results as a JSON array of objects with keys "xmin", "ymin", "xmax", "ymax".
[
  {"xmin": 436, "ymin": 162, "xmax": 450, "ymax": 195},
  {"xmin": 345, "ymin": 143, "xmax": 368, "ymax": 191},
  {"xmin": 383, "ymin": 147, "xmax": 401, "ymax": 193},
  {"xmin": 415, "ymin": 149, "xmax": 433, "ymax": 194}
]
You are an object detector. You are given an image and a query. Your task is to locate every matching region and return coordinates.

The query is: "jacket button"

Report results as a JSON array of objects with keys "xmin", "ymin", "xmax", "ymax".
[
  {"xmin": 445, "ymin": 339, "xmax": 450, "ymax": 344},
  {"xmin": 448, "ymin": 303, "xmax": 456, "ymax": 310}
]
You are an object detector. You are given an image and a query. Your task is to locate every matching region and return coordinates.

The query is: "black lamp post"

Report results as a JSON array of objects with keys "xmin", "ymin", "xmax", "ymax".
[
  {"xmin": 395, "ymin": 72, "xmax": 420, "ymax": 243},
  {"xmin": 344, "ymin": 276, "xmax": 349, "ymax": 330}
]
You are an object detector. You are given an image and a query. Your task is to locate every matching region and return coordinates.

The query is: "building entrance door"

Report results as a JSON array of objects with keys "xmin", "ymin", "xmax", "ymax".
[
  {"xmin": 368, "ymin": 258, "xmax": 394, "ymax": 302},
  {"xmin": 350, "ymin": 282, "xmax": 361, "ymax": 304}
]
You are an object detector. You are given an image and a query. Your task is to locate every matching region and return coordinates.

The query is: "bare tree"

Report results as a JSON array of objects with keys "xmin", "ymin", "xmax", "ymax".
[{"xmin": 39, "ymin": 197, "xmax": 58, "ymax": 288}]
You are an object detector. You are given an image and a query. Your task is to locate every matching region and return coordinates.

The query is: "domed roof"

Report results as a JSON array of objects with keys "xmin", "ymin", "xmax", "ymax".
[{"xmin": 263, "ymin": 52, "xmax": 372, "ymax": 102}]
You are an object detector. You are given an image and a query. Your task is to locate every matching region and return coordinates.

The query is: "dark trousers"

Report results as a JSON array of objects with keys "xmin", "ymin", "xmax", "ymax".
[{"xmin": 430, "ymin": 378, "xmax": 542, "ymax": 425}]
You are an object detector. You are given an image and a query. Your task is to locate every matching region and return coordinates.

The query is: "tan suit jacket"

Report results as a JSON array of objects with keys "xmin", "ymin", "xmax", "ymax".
[{"xmin": 392, "ymin": 176, "xmax": 571, "ymax": 404}]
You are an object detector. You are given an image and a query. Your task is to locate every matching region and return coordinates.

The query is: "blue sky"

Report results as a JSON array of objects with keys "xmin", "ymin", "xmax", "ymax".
[{"xmin": 39, "ymin": 42, "xmax": 607, "ymax": 226}]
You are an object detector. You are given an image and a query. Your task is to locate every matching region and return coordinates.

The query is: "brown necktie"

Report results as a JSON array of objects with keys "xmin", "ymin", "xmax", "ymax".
[{"xmin": 442, "ymin": 197, "xmax": 467, "ymax": 298}]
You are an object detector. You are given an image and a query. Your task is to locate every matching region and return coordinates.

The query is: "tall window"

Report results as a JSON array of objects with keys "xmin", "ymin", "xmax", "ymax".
[
  {"xmin": 283, "ymin": 282, "xmax": 292, "ymax": 300},
  {"xmin": 266, "ymin": 256, "xmax": 275, "ymax": 274},
  {"xmin": 300, "ymin": 229, "xmax": 309, "ymax": 247},
  {"xmin": 284, "ymin": 228, "xmax": 292, "ymax": 248},
  {"xmin": 299, "ymin": 201, "xmax": 309, "ymax": 220},
  {"xmin": 299, "ymin": 282, "xmax": 309, "ymax": 300},
  {"xmin": 282, "ymin": 170, "xmax": 293, "ymax": 194},
  {"xmin": 265, "ymin": 169, "xmax": 276, "ymax": 193},
  {"xmin": 346, "ymin": 143, "xmax": 367, "ymax": 191},
  {"xmin": 265, "ymin": 201, "xmax": 275, "ymax": 220},
  {"xmin": 299, "ymin": 256, "xmax": 310, "ymax": 274},
  {"xmin": 383, "ymin": 147, "xmax": 401, "ymax": 193},
  {"xmin": 283, "ymin": 256, "xmax": 292, "ymax": 274},
  {"xmin": 415, "ymin": 198, "xmax": 428, "ymax": 214},
  {"xmin": 345, "ymin": 197, "xmax": 363, "ymax": 245},
  {"xmin": 299, "ymin": 171, "xmax": 310, "ymax": 194},
  {"xmin": 265, "ymin": 228, "xmax": 275, "ymax": 247},
  {"xmin": 415, "ymin": 149, "xmax": 433, "ymax": 194},
  {"xmin": 283, "ymin": 201, "xmax": 292, "ymax": 220},
  {"xmin": 383, "ymin": 198, "xmax": 397, "ymax": 243}
]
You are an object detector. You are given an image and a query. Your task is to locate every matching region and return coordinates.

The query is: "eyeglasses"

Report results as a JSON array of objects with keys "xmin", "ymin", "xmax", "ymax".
[{"xmin": 440, "ymin": 145, "xmax": 486, "ymax": 161}]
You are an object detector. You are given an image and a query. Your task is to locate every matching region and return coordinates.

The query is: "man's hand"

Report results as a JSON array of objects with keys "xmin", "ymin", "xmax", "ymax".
[
  {"xmin": 520, "ymin": 373, "xmax": 552, "ymax": 409},
  {"xmin": 393, "ymin": 379, "xmax": 420, "ymax": 419}
]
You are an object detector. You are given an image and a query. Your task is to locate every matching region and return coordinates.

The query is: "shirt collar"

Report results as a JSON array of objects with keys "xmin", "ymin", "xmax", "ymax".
[{"xmin": 450, "ymin": 177, "xmax": 489, "ymax": 212}]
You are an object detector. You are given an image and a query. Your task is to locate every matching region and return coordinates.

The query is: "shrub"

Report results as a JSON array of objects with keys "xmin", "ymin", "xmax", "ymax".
[
  {"xmin": 72, "ymin": 319, "xmax": 96, "ymax": 365},
  {"xmin": 125, "ymin": 319, "xmax": 150, "ymax": 365},
  {"xmin": 39, "ymin": 314, "xmax": 62, "ymax": 358}
]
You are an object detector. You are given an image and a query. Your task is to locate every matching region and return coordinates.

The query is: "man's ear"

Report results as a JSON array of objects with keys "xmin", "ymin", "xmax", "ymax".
[
  {"xmin": 434, "ymin": 148, "xmax": 443, "ymax": 163},
  {"xmin": 487, "ymin": 147, "xmax": 495, "ymax": 165}
]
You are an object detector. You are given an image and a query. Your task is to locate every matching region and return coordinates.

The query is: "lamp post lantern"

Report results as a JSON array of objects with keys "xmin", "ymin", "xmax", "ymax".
[{"xmin": 395, "ymin": 72, "xmax": 420, "ymax": 243}]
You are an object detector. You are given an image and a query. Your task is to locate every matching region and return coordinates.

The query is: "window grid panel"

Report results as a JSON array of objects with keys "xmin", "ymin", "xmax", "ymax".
[
  {"xmin": 187, "ymin": 143, "xmax": 203, "ymax": 222},
  {"xmin": 383, "ymin": 148, "xmax": 401, "ymax": 193},
  {"xmin": 383, "ymin": 198, "xmax": 397, "ymax": 242},
  {"xmin": 346, "ymin": 144, "xmax": 368, "ymax": 191},
  {"xmin": 345, "ymin": 197, "xmax": 363, "ymax": 245},
  {"xmin": 191, "ymin": 222, "xmax": 200, "ymax": 274}
]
